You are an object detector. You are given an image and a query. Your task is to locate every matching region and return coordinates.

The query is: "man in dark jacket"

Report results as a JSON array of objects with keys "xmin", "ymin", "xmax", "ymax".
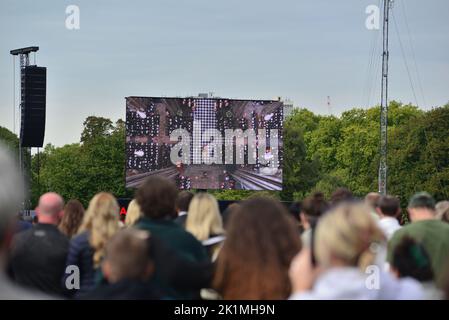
[
  {"xmin": 134, "ymin": 177, "xmax": 207, "ymax": 262},
  {"xmin": 174, "ymin": 191, "xmax": 194, "ymax": 228},
  {"xmin": 9, "ymin": 192, "xmax": 69, "ymax": 296},
  {"xmin": 134, "ymin": 176, "xmax": 210, "ymax": 298}
]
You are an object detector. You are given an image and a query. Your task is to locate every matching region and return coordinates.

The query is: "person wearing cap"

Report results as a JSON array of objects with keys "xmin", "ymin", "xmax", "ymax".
[{"xmin": 387, "ymin": 192, "xmax": 449, "ymax": 288}]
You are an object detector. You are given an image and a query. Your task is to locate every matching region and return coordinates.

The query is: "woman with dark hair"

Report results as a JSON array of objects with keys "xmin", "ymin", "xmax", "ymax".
[
  {"xmin": 300, "ymin": 192, "xmax": 329, "ymax": 248},
  {"xmin": 59, "ymin": 199, "xmax": 85, "ymax": 238},
  {"xmin": 213, "ymin": 197, "xmax": 301, "ymax": 300},
  {"xmin": 391, "ymin": 236, "xmax": 443, "ymax": 299}
]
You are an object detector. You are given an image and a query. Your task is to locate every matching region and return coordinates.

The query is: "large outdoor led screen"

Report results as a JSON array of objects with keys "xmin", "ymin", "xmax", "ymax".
[{"xmin": 125, "ymin": 97, "xmax": 283, "ymax": 190}]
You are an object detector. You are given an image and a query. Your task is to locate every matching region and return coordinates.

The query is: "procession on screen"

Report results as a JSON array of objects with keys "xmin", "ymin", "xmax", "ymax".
[{"xmin": 125, "ymin": 97, "xmax": 283, "ymax": 190}]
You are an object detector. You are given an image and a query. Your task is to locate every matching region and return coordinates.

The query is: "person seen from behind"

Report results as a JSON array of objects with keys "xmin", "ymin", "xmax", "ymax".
[
  {"xmin": 80, "ymin": 228, "xmax": 162, "ymax": 299},
  {"xmin": 289, "ymin": 202, "xmax": 423, "ymax": 299},
  {"xmin": 9, "ymin": 192, "xmax": 69, "ymax": 297},
  {"xmin": 388, "ymin": 192, "xmax": 449, "ymax": 288},
  {"xmin": 59, "ymin": 199, "xmax": 85, "ymax": 238},
  {"xmin": 299, "ymin": 192, "xmax": 329, "ymax": 248},
  {"xmin": 174, "ymin": 191, "xmax": 194, "ymax": 228},
  {"xmin": 64, "ymin": 192, "xmax": 120, "ymax": 298},
  {"xmin": 376, "ymin": 195, "xmax": 402, "ymax": 240},
  {"xmin": 391, "ymin": 236, "xmax": 443, "ymax": 299},
  {"xmin": 124, "ymin": 199, "xmax": 142, "ymax": 227},
  {"xmin": 213, "ymin": 197, "xmax": 301, "ymax": 299},
  {"xmin": 186, "ymin": 193, "xmax": 225, "ymax": 260}
]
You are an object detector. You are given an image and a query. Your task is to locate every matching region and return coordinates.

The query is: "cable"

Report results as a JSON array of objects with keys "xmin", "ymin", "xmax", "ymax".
[
  {"xmin": 392, "ymin": 10, "xmax": 419, "ymax": 106},
  {"xmin": 400, "ymin": 0, "xmax": 427, "ymax": 106},
  {"xmin": 363, "ymin": 0, "xmax": 382, "ymax": 108}
]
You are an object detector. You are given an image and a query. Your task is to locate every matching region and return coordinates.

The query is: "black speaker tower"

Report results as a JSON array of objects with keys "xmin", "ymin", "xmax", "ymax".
[
  {"xmin": 10, "ymin": 46, "xmax": 46, "ymax": 211},
  {"xmin": 20, "ymin": 65, "xmax": 46, "ymax": 147}
]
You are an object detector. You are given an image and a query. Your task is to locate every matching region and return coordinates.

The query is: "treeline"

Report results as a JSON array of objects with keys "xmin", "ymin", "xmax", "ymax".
[{"xmin": 0, "ymin": 101, "xmax": 447, "ymax": 207}]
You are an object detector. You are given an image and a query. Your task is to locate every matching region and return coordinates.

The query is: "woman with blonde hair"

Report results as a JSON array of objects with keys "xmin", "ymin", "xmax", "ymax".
[
  {"xmin": 64, "ymin": 192, "xmax": 120, "ymax": 297},
  {"xmin": 186, "ymin": 193, "xmax": 225, "ymax": 259},
  {"xmin": 289, "ymin": 202, "xmax": 424, "ymax": 300},
  {"xmin": 125, "ymin": 199, "xmax": 142, "ymax": 227}
]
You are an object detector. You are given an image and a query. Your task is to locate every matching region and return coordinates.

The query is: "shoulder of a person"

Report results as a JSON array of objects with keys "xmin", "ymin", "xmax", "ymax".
[{"xmin": 70, "ymin": 231, "xmax": 90, "ymax": 246}]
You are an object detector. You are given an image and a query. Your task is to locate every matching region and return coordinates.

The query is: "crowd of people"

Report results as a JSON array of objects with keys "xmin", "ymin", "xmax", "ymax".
[{"xmin": 1, "ymin": 143, "xmax": 449, "ymax": 300}]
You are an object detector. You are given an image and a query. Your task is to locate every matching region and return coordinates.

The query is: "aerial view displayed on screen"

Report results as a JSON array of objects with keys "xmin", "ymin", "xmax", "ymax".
[{"xmin": 125, "ymin": 96, "xmax": 283, "ymax": 190}]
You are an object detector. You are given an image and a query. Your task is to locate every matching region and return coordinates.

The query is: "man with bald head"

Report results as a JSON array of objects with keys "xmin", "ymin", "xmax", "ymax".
[{"xmin": 9, "ymin": 192, "xmax": 69, "ymax": 296}]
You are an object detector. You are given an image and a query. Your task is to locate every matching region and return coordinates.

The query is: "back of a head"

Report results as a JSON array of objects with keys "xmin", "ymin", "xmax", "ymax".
[
  {"xmin": 103, "ymin": 228, "xmax": 152, "ymax": 283},
  {"xmin": 222, "ymin": 202, "xmax": 241, "ymax": 230},
  {"xmin": 365, "ymin": 192, "xmax": 381, "ymax": 209},
  {"xmin": 378, "ymin": 195, "xmax": 400, "ymax": 217},
  {"xmin": 79, "ymin": 192, "xmax": 120, "ymax": 266},
  {"xmin": 213, "ymin": 197, "xmax": 301, "ymax": 299},
  {"xmin": 0, "ymin": 144, "xmax": 24, "ymax": 246},
  {"xmin": 315, "ymin": 202, "xmax": 385, "ymax": 270},
  {"xmin": 37, "ymin": 192, "xmax": 64, "ymax": 217},
  {"xmin": 435, "ymin": 201, "xmax": 449, "ymax": 223},
  {"xmin": 288, "ymin": 201, "xmax": 302, "ymax": 222},
  {"xmin": 59, "ymin": 199, "xmax": 85, "ymax": 237},
  {"xmin": 392, "ymin": 236, "xmax": 434, "ymax": 282},
  {"xmin": 135, "ymin": 176, "xmax": 178, "ymax": 219},
  {"xmin": 408, "ymin": 192, "xmax": 436, "ymax": 211},
  {"xmin": 125, "ymin": 199, "xmax": 142, "ymax": 227},
  {"xmin": 186, "ymin": 193, "xmax": 223, "ymax": 241},
  {"xmin": 175, "ymin": 191, "xmax": 194, "ymax": 213},
  {"xmin": 330, "ymin": 188, "xmax": 354, "ymax": 206},
  {"xmin": 301, "ymin": 192, "xmax": 329, "ymax": 226}
]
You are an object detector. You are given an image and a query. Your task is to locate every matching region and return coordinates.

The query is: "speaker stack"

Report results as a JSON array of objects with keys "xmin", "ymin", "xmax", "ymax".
[{"xmin": 20, "ymin": 65, "xmax": 46, "ymax": 147}]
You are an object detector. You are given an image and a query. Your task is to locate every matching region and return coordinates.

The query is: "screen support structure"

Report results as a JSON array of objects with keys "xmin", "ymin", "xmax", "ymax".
[{"xmin": 10, "ymin": 46, "xmax": 39, "ymax": 213}]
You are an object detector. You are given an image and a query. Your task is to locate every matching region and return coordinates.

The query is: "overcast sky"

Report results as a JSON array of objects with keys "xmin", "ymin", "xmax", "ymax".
[{"xmin": 1, "ymin": 0, "xmax": 448, "ymax": 146}]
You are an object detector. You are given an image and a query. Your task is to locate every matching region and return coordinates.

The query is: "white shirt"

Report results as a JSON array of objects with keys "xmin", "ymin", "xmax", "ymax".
[
  {"xmin": 378, "ymin": 216, "xmax": 401, "ymax": 240},
  {"xmin": 178, "ymin": 211, "xmax": 187, "ymax": 217},
  {"xmin": 289, "ymin": 267, "xmax": 423, "ymax": 300}
]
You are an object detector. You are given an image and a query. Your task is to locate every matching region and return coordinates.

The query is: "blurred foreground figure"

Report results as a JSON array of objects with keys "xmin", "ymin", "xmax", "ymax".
[
  {"xmin": 124, "ymin": 199, "xmax": 142, "ymax": 227},
  {"xmin": 299, "ymin": 192, "xmax": 329, "ymax": 248},
  {"xmin": 0, "ymin": 145, "xmax": 48, "ymax": 299},
  {"xmin": 391, "ymin": 237, "xmax": 444, "ymax": 299},
  {"xmin": 81, "ymin": 229, "xmax": 161, "ymax": 299},
  {"xmin": 376, "ymin": 195, "xmax": 402, "ymax": 240},
  {"xmin": 213, "ymin": 197, "xmax": 301, "ymax": 299},
  {"xmin": 289, "ymin": 202, "xmax": 423, "ymax": 300},
  {"xmin": 388, "ymin": 192, "xmax": 449, "ymax": 288},
  {"xmin": 9, "ymin": 191, "xmax": 69, "ymax": 296},
  {"xmin": 436, "ymin": 200, "xmax": 449, "ymax": 223}
]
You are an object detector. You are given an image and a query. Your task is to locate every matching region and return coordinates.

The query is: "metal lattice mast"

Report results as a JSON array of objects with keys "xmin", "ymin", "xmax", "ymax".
[{"xmin": 379, "ymin": 0, "xmax": 393, "ymax": 195}]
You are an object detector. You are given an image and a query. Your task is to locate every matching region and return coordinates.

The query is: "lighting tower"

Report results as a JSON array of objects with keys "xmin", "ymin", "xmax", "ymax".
[{"xmin": 378, "ymin": 0, "xmax": 393, "ymax": 195}]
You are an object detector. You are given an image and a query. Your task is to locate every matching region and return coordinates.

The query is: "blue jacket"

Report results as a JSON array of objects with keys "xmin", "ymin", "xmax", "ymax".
[{"xmin": 63, "ymin": 231, "xmax": 97, "ymax": 297}]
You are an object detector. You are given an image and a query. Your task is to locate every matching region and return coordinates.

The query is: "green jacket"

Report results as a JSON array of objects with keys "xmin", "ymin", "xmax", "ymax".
[
  {"xmin": 388, "ymin": 219, "xmax": 449, "ymax": 288},
  {"xmin": 135, "ymin": 217, "xmax": 208, "ymax": 263}
]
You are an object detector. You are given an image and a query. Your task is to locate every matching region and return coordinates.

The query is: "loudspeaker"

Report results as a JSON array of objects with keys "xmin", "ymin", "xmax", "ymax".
[{"xmin": 20, "ymin": 66, "xmax": 46, "ymax": 147}]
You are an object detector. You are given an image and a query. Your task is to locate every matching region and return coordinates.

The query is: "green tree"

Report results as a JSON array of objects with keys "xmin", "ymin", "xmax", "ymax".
[{"xmin": 80, "ymin": 116, "xmax": 114, "ymax": 144}]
